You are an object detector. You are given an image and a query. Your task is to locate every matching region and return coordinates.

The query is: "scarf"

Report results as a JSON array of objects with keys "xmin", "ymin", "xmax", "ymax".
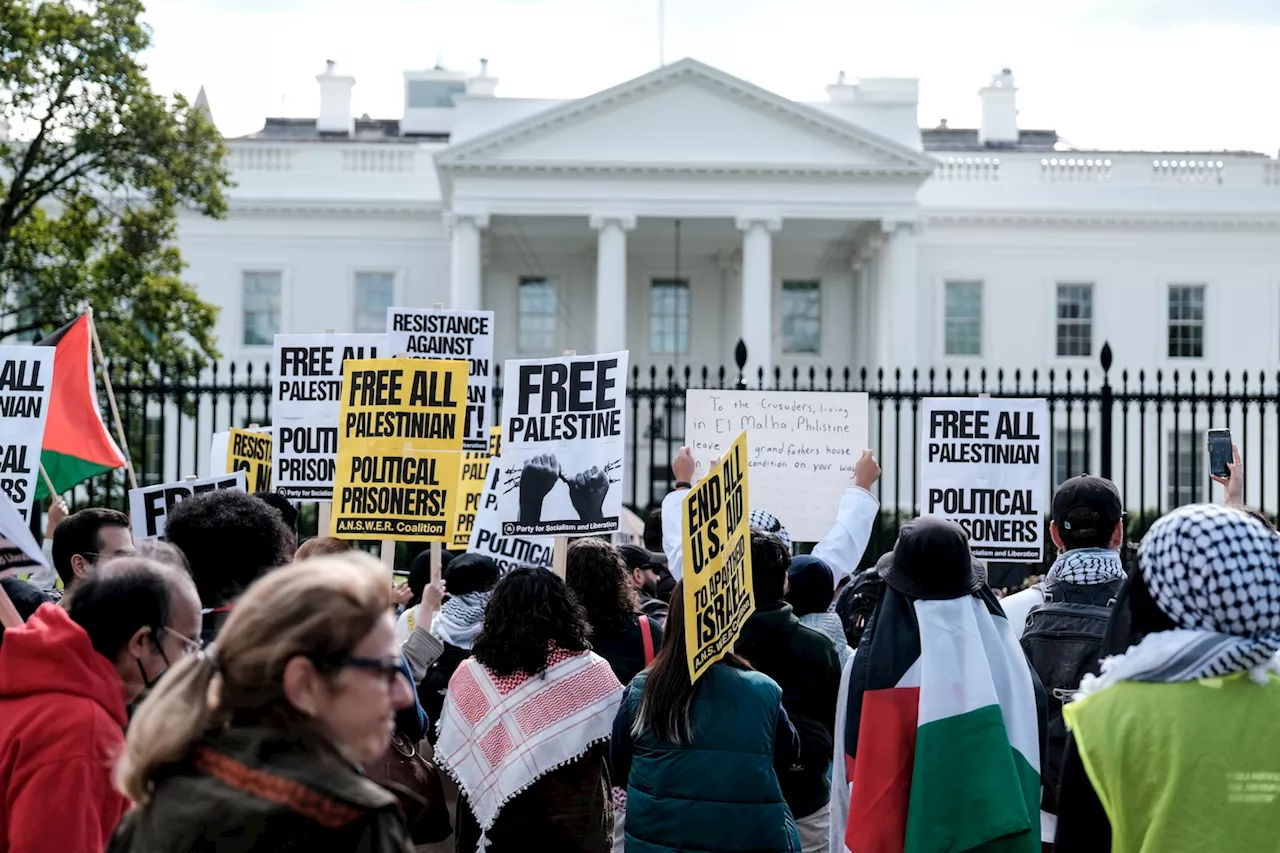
[
  {"xmin": 435, "ymin": 648, "xmax": 622, "ymax": 848},
  {"xmin": 1078, "ymin": 504, "xmax": 1280, "ymax": 693},
  {"xmin": 1047, "ymin": 547, "xmax": 1126, "ymax": 586},
  {"xmin": 431, "ymin": 590, "xmax": 490, "ymax": 650}
]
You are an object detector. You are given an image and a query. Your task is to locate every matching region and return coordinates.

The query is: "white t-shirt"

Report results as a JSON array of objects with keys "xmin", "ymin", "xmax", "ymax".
[{"xmin": 1000, "ymin": 585, "xmax": 1046, "ymax": 641}]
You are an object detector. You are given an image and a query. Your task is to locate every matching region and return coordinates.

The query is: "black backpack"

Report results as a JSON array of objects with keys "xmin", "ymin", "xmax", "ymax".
[
  {"xmin": 835, "ymin": 568, "xmax": 886, "ymax": 649},
  {"xmin": 1019, "ymin": 576, "xmax": 1123, "ymax": 814}
]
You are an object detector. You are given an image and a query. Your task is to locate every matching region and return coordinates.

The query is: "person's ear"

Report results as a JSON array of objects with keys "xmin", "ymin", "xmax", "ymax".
[
  {"xmin": 282, "ymin": 656, "xmax": 324, "ymax": 718},
  {"xmin": 1049, "ymin": 522, "xmax": 1065, "ymax": 552},
  {"xmin": 71, "ymin": 554, "xmax": 90, "ymax": 580},
  {"xmin": 1109, "ymin": 519, "xmax": 1124, "ymax": 550},
  {"xmin": 126, "ymin": 625, "xmax": 153, "ymax": 662}
]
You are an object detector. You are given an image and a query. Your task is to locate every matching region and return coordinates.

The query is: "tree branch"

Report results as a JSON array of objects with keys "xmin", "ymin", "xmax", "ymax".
[{"xmin": 0, "ymin": 75, "xmax": 76, "ymax": 238}]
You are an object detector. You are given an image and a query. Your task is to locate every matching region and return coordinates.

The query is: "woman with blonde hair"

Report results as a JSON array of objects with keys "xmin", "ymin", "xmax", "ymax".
[{"xmin": 108, "ymin": 552, "xmax": 417, "ymax": 852}]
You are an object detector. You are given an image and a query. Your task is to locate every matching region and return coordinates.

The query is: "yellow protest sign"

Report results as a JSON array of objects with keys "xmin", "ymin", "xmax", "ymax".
[
  {"xmin": 450, "ymin": 426, "xmax": 501, "ymax": 549},
  {"xmin": 228, "ymin": 429, "xmax": 273, "ymax": 492},
  {"xmin": 682, "ymin": 431, "xmax": 752, "ymax": 683},
  {"xmin": 330, "ymin": 358, "xmax": 469, "ymax": 542}
]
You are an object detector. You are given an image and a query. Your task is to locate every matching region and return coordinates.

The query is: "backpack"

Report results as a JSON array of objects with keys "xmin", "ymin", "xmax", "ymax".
[
  {"xmin": 418, "ymin": 642, "xmax": 471, "ymax": 744},
  {"xmin": 835, "ymin": 568, "xmax": 886, "ymax": 649},
  {"xmin": 1019, "ymin": 576, "xmax": 1123, "ymax": 814}
]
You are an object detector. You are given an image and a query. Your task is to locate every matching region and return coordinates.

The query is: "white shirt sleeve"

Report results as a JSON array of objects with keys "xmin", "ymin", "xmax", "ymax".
[
  {"xmin": 26, "ymin": 538, "xmax": 58, "ymax": 591},
  {"xmin": 829, "ymin": 653, "xmax": 855, "ymax": 853},
  {"xmin": 661, "ymin": 489, "xmax": 687, "ymax": 582},
  {"xmin": 811, "ymin": 487, "xmax": 881, "ymax": 583}
]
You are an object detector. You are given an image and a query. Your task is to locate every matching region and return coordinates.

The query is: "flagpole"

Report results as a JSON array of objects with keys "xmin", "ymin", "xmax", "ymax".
[
  {"xmin": 38, "ymin": 464, "xmax": 58, "ymax": 502},
  {"xmin": 85, "ymin": 307, "xmax": 138, "ymax": 490}
]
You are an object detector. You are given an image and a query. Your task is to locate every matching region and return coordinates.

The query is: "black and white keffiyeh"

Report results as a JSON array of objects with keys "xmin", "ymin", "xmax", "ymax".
[
  {"xmin": 749, "ymin": 509, "xmax": 792, "ymax": 553},
  {"xmin": 432, "ymin": 590, "xmax": 491, "ymax": 649},
  {"xmin": 1047, "ymin": 547, "xmax": 1126, "ymax": 585},
  {"xmin": 1079, "ymin": 504, "xmax": 1280, "ymax": 695}
]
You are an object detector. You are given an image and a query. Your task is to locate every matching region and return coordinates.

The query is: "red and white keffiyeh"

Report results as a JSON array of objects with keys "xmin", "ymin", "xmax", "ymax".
[{"xmin": 435, "ymin": 647, "xmax": 623, "ymax": 839}]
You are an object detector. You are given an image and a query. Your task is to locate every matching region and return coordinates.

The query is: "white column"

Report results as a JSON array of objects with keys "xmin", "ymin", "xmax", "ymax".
[
  {"xmin": 735, "ymin": 217, "xmax": 781, "ymax": 384},
  {"xmin": 589, "ymin": 214, "xmax": 636, "ymax": 353},
  {"xmin": 448, "ymin": 213, "xmax": 489, "ymax": 310},
  {"xmin": 877, "ymin": 219, "xmax": 921, "ymax": 370}
]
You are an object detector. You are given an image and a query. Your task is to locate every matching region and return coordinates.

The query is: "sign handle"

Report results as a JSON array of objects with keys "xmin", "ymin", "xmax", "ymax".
[
  {"xmin": 552, "ymin": 536, "xmax": 568, "ymax": 579},
  {"xmin": 431, "ymin": 302, "xmax": 444, "ymax": 310},
  {"xmin": 380, "ymin": 539, "xmax": 396, "ymax": 573},
  {"xmin": 317, "ymin": 502, "xmax": 332, "ymax": 537}
]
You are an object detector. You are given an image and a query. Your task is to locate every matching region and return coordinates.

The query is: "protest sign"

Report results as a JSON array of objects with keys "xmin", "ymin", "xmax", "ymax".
[
  {"xmin": 0, "ymin": 347, "xmax": 54, "ymax": 522},
  {"xmin": 387, "ymin": 308, "xmax": 494, "ymax": 452},
  {"xmin": 128, "ymin": 472, "xmax": 247, "ymax": 541},
  {"xmin": 272, "ymin": 333, "xmax": 385, "ymax": 499},
  {"xmin": 496, "ymin": 351, "xmax": 629, "ymax": 537},
  {"xmin": 330, "ymin": 357, "xmax": 469, "ymax": 541},
  {"xmin": 228, "ymin": 428, "xmax": 273, "ymax": 492},
  {"xmin": 0, "ymin": 489, "xmax": 47, "ymax": 577},
  {"xmin": 682, "ymin": 431, "xmax": 753, "ymax": 683},
  {"xmin": 918, "ymin": 397, "xmax": 1048, "ymax": 561},
  {"xmin": 451, "ymin": 426, "xmax": 500, "ymax": 549},
  {"xmin": 683, "ymin": 390, "xmax": 868, "ymax": 542},
  {"xmin": 467, "ymin": 453, "xmax": 555, "ymax": 574}
]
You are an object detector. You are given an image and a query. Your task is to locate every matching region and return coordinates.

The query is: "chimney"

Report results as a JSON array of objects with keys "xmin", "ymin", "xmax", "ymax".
[
  {"xmin": 316, "ymin": 60, "xmax": 355, "ymax": 134},
  {"xmin": 465, "ymin": 58, "xmax": 498, "ymax": 97},
  {"xmin": 826, "ymin": 70, "xmax": 857, "ymax": 104},
  {"xmin": 978, "ymin": 68, "xmax": 1018, "ymax": 148}
]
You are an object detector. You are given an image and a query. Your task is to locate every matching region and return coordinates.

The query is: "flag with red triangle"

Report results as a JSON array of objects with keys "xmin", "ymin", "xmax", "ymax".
[{"xmin": 33, "ymin": 315, "xmax": 127, "ymax": 499}]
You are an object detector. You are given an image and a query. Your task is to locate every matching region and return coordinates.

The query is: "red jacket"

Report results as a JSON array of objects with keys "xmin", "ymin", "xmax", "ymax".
[{"xmin": 0, "ymin": 604, "xmax": 130, "ymax": 853}]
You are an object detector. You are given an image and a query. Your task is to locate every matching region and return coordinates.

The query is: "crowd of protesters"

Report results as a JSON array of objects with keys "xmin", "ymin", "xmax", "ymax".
[{"xmin": 0, "ymin": 437, "xmax": 1276, "ymax": 853}]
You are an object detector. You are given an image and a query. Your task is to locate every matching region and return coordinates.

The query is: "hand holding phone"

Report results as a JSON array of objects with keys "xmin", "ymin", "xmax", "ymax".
[{"xmin": 1209, "ymin": 430, "xmax": 1243, "ymax": 506}]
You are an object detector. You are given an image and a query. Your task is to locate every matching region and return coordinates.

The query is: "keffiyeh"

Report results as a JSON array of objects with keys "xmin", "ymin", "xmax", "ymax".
[
  {"xmin": 432, "ymin": 590, "xmax": 491, "ymax": 649},
  {"xmin": 1047, "ymin": 547, "xmax": 1126, "ymax": 586},
  {"xmin": 749, "ymin": 509, "xmax": 792, "ymax": 552}
]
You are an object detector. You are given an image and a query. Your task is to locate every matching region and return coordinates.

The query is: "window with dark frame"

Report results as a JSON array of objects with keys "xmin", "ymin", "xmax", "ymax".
[
  {"xmin": 650, "ymin": 278, "xmax": 690, "ymax": 355},
  {"xmin": 1168, "ymin": 284, "xmax": 1205, "ymax": 358},
  {"xmin": 518, "ymin": 277, "xmax": 558, "ymax": 353},
  {"xmin": 782, "ymin": 281, "xmax": 821, "ymax": 354},
  {"xmin": 1166, "ymin": 430, "xmax": 1202, "ymax": 508},
  {"xmin": 353, "ymin": 272, "xmax": 394, "ymax": 334},
  {"xmin": 242, "ymin": 271, "xmax": 282, "ymax": 346},
  {"xmin": 1056, "ymin": 283, "xmax": 1093, "ymax": 357},
  {"xmin": 944, "ymin": 280, "xmax": 982, "ymax": 356}
]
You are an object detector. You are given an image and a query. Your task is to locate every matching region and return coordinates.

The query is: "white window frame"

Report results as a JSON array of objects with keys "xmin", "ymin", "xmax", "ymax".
[
  {"xmin": 649, "ymin": 278, "xmax": 690, "ymax": 356},
  {"xmin": 352, "ymin": 271, "xmax": 398, "ymax": 334},
  {"xmin": 1166, "ymin": 430, "xmax": 1202, "ymax": 508},
  {"xmin": 517, "ymin": 276, "xmax": 559, "ymax": 354},
  {"xmin": 943, "ymin": 280, "xmax": 983, "ymax": 357},
  {"xmin": 781, "ymin": 280, "xmax": 822, "ymax": 355},
  {"xmin": 1055, "ymin": 282, "xmax": 1093, "ymax": 358},
  {"xmin": 1167, "ymin": 284, "xmax": 1205, "ymax": 359},
  {"xmin": 241, "ymin": 270, "xmax": 284, "ymax": 347},
  {"xmin": 1053, "ymin": 428, "xmax": 1093, "ymax": 489}
]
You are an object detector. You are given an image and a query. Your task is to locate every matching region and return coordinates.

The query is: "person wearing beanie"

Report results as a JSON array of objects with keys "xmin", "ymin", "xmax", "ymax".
[{"xmin": 786, "ymin": 555, "xmax": 852, "ymax": 669}]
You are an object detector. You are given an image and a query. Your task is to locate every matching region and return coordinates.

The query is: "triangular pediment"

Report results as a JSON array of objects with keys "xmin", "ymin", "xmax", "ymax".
[{"xmin": 436, "ymin": 59, "xmax": 935, "ymax": 176}]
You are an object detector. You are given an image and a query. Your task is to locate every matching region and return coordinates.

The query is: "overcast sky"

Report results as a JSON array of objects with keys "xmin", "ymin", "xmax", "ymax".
[{"xmin": 140, "ymin": 0, "xmax": 1279, "ymax": 153}]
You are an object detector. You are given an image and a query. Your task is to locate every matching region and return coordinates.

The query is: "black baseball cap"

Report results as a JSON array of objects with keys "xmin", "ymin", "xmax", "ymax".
[
  {"xmin": 617, "ymin": 544, "xmax": 665, "ymax": 572},
  {"xmin": 1052, "ymin": 475, "xmax": 1123, "ymax": 531}
]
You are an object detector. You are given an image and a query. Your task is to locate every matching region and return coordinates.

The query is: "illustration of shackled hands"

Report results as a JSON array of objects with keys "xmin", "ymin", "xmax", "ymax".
[{"xmin": 517, "ymin": 454, "xmax": 611, "ymax": 524}]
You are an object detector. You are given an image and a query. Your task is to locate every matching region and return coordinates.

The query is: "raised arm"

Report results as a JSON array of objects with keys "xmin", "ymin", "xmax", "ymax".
[{"xmin": 811, "ymin": 450, "xmax": 882, "ymax": 583}]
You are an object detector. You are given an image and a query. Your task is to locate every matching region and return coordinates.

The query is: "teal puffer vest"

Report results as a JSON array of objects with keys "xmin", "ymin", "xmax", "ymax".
[{"xmin": 623, "ymin": 664, "xmax": 801, "ymax": 853}]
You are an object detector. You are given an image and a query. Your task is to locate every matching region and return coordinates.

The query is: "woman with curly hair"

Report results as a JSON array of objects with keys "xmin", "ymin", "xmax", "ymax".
[
  {"xmin": 435, "ymin": 567, "xmax": 623, "ymax": 853},
  {"xmin": 566, "ymin": 538, "xmax": 663, "ymax": 686}
]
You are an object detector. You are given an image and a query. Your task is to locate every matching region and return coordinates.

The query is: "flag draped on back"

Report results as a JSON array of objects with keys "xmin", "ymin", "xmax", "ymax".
[
  {"xmin": 842, "ymin": 585, "xmax": 1040, "ymax": 853},
  {"xmin": 33, "ymin": 316, "xmax": 126, "ymax": 499}
]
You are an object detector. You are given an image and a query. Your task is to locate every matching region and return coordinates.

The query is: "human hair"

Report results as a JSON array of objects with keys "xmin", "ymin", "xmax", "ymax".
[
  {"xmin": 255, "ymin": 492, "xmax": 299, "ymax": 534},
  {"xmin": 136, "ymin": 539, "xmax": 192, "ymax": 576},
  {"xmin": 1241, "ymin": 506, "xmax": 1276, "ymax": 530},
  {"xmin": 565, "ymin": 538, "xmax": 638, "ymax": 635},
  {"xmin": 165, "ymin": 490, "xmax": 291, "ymax": 607},
  {"xmin": 643, "ymin": 507, "xmax": 663, "ymax": 552},
  {"xmin": 294, "ymin": 536, "xmax": 352, "ymax": 562},
  {"xmin": 51, "ymin": 508, "xmax": 130, "ymax": 585},
  {"xmin": 114, "ymin": 552, "xmax": 392, "ymax": 804},
  {"xmin": 750, "ymin": 530, "xmax": 791, "ymax": 605},
  {"xmin": 66, "ymin": 558, "xmax": 174, "ymax": 661},
  {"xmin": 472, "ymin": 567, "xmax": 591, "ymax": 678},
  {"xmin": 1058, "ymin": 507, "xmax": 1115, "ymax": 550},
  {"xmin": 632, "ymin": 581, "xmax": 751, "ymax": 744}
]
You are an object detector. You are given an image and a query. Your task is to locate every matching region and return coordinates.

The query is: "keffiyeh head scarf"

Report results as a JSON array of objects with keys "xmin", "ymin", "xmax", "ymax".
[{"xmin": 749, "ymin": 509, "xmax": 792, "ymax": 553}]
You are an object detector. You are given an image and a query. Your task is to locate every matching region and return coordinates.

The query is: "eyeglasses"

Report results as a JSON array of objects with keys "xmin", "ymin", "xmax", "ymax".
[
  {"xmin": 158, "ymin": 626, "xmax": 204, "ymax": 657},
  {"xmin": 80, "ymin": 550, "xmax": 137, "ymax": 561},
  {"xmin": 314, "ymin": 655, "xmax": 407, "ymax": 688}
]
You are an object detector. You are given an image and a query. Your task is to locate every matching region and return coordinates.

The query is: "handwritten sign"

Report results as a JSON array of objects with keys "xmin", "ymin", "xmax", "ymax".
[{"xmin": 0, "ymin": 347, "xmax": 54, "ymax": 521}]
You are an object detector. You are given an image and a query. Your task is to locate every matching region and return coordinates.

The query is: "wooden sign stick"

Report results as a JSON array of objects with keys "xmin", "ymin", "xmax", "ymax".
[
  {"xmin": 548, "ymin": 350, "xmax": 579, "ymax": 578},
  {"xmin": 318, "ymin": 329, "xmax": 337, "ymax": 536}
]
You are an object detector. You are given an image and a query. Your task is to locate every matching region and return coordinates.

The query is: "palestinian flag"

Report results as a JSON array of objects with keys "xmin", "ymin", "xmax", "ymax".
[
  {"xmin": 33, "ymin": 316, "xmax": 127, "ymax": 499},
  {"xmin": 838, "ymin": 586, "xmax": 1041, "ymax": 853}
]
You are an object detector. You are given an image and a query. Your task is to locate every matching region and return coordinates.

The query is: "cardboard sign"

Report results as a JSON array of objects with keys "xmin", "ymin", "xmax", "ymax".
[
  {"xmin": 467, "ymin": 452, "xmax": 556, "ymax": 573},
  {"xmin": 683, "ymin": 390, "xmax": 869, "ymax": 543},
  {"xmin": 497, "ymin": 351, "xmax": 629, "ymax": 536},
  {"xmin": 451, "ymin": 427, "xmax": 500, "ymax": 549},
  {"xmin": 330, "ymin": 357, "xmax": 469, "ymax": 541},
  {"xmin": 272, "ymin": 333, "xmax": 385, "ymax": 499},
  {"xmin": 0, "ymin": 489, "xmax": 47, "ymax": 577},
  {"xmin": 128, "ymin": 472, "xmax": 247, "ymax": 541},
  {"xmin": 228, "ymin": 428, "xmax": 273, "ymax": 492},
  {"xmin": 918, "ymin": 397, "xmax": 1049, "ymax": 562},
  {"xmin": 0, "ymin": 347, "xmax": 54, "ymax": 521},
  {"xmin": 387, "ymin": 308, "xmax": 494, "ymax": 452},
  {"xmin": 682, "ymin": 432, "xmax": 753, "ymax": 683}
]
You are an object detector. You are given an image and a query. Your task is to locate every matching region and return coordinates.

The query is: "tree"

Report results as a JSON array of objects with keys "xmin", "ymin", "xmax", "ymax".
[{"xmin": 0, "ymin": 0, "xmax": 230, "ymax": 379}]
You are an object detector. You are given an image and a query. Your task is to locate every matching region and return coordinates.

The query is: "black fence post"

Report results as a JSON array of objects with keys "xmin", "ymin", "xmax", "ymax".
[
  {"xmin": 734, "ymin": 339, "xmax": 747, "ymax": 391},
  {"xmin": 1099, "ymin": 341, "xmax": 1114, "ymax": 481}
]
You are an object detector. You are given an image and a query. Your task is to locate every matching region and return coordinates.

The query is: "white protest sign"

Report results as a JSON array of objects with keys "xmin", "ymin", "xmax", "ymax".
[
  {"xmin": 467, "ymin": 455, "xmax": 555, "ymax": 573},
  {"xmin": 918, "ymin": 397, "xmax": 1048, "ymax": 562},
  {"xmin": 386, "ymin": 308, "xmax": 494, "ymax": 452},
  {"xmin": 128, "ymin": 472, "xmax": 247, "ymax": 541},
  {"xmin": 0, "ymin": 346, "xmax": 55, "ymax": 522},
  {"xmin": 272, "ymin": 333, "xmax": 385, "ymax": 499},
  {"xmin": 683, "ymin": 390, "xmax": 869, "ymax": 543},
  {"xmin": 0, "ymin": 489, "xmax": 46, "ymax": 577},
  {"xmin": 497, "ymin": 351, "xmax": 629, "ymax": 536}
]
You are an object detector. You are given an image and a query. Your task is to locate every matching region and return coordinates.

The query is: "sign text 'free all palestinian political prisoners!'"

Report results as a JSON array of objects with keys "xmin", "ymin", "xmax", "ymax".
[
  {"xmin": 228, "ymin": 428, "xmax": 273, "ymax": 492},
  {"xmin": 683, "ymin": 431, "xmax": 753, "ymax": 683},
  {"xmin": 451, "ymin": 426, "xmax": 500, "ymax": 549},
  {"xmin": 128, "ymin": 473, "xmax": 247, "ymax": 541},
  {"xmin": 497, "ymin": 351, "xmax": 629, "ymax": 537},
  {"xmin": 918, "ymin": 397, "xmax": 1049, "ymax": 562},
  {"xmin": 330, "ymin": 358, "xmax": 468, "ymax": 542},
  {"xmin": 0, "ymin": 347, "xmax": 54, "ymax": 522},
  {"xmin": 387, "ymin": 308, "xmax": 494, "ymax": 452},
  {"xmin": 683, "ymin": 390, "xmax": 868, "ymax": 543},
  {"xmin": 272, "ymin": 333, "xmax": 384, "ymax": 499}
]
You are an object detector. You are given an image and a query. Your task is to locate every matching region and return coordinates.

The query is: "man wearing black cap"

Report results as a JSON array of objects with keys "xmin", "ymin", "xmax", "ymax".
[{"xmin": 617, "ymin": 544, "xmax": 669, "ymax": 625}]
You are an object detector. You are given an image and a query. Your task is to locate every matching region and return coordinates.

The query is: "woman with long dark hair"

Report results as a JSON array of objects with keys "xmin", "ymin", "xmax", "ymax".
[
  {"xmin": 610, "ymin": 582, "xmax": 803, "ymax": 853},
  {"xmin": 566, "ymin": 538, "xmax": 662, "ymax": 685},
  {"xmin": 435, "ymin": 567, "xmax": 622, "ymax": 853}
]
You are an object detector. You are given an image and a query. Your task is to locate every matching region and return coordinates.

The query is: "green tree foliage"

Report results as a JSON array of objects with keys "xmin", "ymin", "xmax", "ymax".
[{"xmin": 0, "ymin": 0, "xmax": 230, "ymax": 378}]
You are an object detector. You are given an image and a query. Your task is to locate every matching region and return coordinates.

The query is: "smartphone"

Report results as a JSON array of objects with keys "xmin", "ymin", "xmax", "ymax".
[{"xmin": 1208, "ymin": 429, "xmax": 1233, "ymax": 479}]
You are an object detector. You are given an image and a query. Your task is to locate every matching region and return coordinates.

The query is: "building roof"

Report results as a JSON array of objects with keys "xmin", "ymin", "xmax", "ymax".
[
  {"xmin": 921, "ymin": 126, "xmax": 1059, "ymax": 152},
  {"xmin": 235, "ymin": 116, "xmax": 446, "ymax": 143}
]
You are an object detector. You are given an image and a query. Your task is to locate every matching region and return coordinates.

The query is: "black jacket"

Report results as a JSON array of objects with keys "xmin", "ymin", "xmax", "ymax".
[
  {"xmin": 418, "ymin": 642, "xmax": 472, "ymax": 743},
  {"xmin": 591, "ymin": 615, "xmax": 664, "ymax": 687},
  {"xmin": 734, "ymin": 600, "xmax": 842, "ymax": 819}
]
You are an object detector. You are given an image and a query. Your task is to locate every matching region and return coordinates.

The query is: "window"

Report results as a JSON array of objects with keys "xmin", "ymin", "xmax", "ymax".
[
  {"xmin": 1167, "ymin": 431, "xmax": 1202, "ymax": 508},
  {"xmin": 1056, "ymin": 283, "xmax": 1093, "ymax": 357},
  {"xmin": 650, "ymin": 279, "xmax": 690, "ymax": 355},
  {"xmin": 406, "ymin": 80, "xmax": 466, "ymax": 109},
  {"xmin": 242, "ymin": 271, "xmax": 282, "ymax": 346},
  {"xmin": 782, "ymin": 281, "xmax": 821, "ymax": 354},
  {"xmin": 353, "ymin": 272, "xmax": 394, "ymax": 334},
  {"xmin": 944, "ymin": 281, "xmax": 982, "ymax": 356},
  {"xmin": 1168, "ymin": 284, "xmax": 1204, "ymax": 358},
  {"xmin": 1053, "ymin": 429, "xmax": 1092, "ymax": 489},
  {"xmin": 518, "ymin": 277, "xmax": 558, "ymax": 353}
]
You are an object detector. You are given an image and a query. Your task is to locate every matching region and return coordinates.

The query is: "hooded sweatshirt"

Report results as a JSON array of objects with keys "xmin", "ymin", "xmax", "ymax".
[{"xmin": 0, "ymin": 604, "xmax": 130, "ymax": 853}]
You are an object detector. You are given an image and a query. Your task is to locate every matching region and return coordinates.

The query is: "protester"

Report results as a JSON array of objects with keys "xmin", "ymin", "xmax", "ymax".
[
  {"xmin": 417, "ymin": 553, "xmax": 498, "ymax": 737},
  {"xmin": 49, "ymin": 507, "xmax": 134, "ymax": 601},
  {"xmin": 136, "ymin": 539, "xmax": 191, "ymax": 575},
  {"xmin": 642, "ymin": 507, "xmax": 676, "ymax": 603},
  {"xmin": 833, "ymin": 567, "xmax": 884, "ymax": 649},
  {"xmin": 831, "ymin": 517, "xmax": 1043, "ymax": 853},
  {"xmin": 164, "ymin": 489, "xmax": 292, "ymax": 643},
  {"xmin": 611, "ymin": 580, "xmax": 803, "ymax": 853},
  {"xmin": 618, "ymin": 543, "xmax": 670, "ymax": 625},
  {"xmin": 0, "ymin": 559, "xmax": 200, "ymax": 853},
  {"xmin": 29, "ymin": 495, "xmax": 67, "ymax": 591},
  {"xmin": 393, "ymin": 546, "xmax": 454, "ymax": 642},
  {"xmin": 568, "ymin": 538, "xmax": 663, "ymax": 685},
  {"xmin": 295, "ymin": 535, "xmax": 352, "ymax": 562},
  {"xmin": 435, "ymin": 566, "xmax": 622, "ymax": 853},
  {"xmin": 1056, "ymin": 504, "xmax": 1280, "ymax": 852},
  {"xmin": 109, "ymin": 553, "xmax": 416, "ymax": 852},
  {"xmin": 786, "ymin": 555, "xmax": 853, "ymax": 669},
  {"xmin": 0, "ymin": 577, "xmax": 51, "ymax": 647},
  {"xmin": 255, "ymin": 491, "xmax": 299, "ymax": 559}
]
